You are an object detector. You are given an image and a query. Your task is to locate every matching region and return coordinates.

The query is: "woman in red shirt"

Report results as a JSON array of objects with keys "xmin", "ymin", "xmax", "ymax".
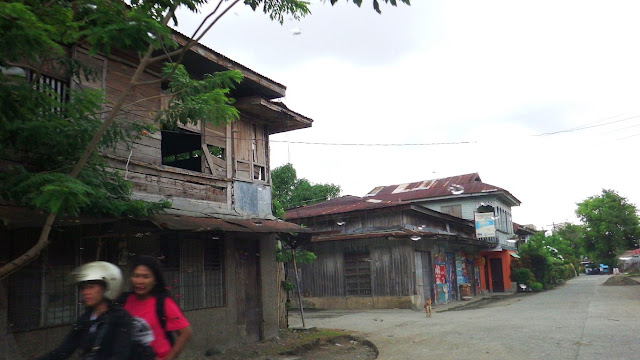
[{"xmin": 121, "ymin": 256, "xmax": 192, "ymax": 360}]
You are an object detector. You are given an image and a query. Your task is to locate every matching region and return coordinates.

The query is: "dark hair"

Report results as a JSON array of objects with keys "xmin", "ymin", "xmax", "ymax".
[{"xmin": 130, "ymin": 255, "xmax": 169, "ymax": 297}]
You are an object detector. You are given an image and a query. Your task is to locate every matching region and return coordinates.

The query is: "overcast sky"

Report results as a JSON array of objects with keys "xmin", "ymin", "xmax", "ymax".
[{"xmin": 178, "ymin": 0, "xmax": 640, "ymax": 231}]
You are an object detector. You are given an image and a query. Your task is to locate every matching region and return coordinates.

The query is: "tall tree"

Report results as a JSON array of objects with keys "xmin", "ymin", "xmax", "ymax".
[
  {"xmin": 554, "ymin": 223, "xmax": 585, "ymax": 258},
  {"xmin": 0, "ymin": 0, "xmax": 409, "ymax": 279},
  {"xmin": 576, "ymin": 189, "xmax": 640, "ymax": 267},
  {"xmin": 271, "ymin": 163, "xmax": 340, "ymax": 215}
]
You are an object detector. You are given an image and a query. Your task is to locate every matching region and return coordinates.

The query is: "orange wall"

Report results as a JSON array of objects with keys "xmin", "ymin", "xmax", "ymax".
[{"xmin": 479, "ymin": 250, "xmax": 512, "ymax": 292}]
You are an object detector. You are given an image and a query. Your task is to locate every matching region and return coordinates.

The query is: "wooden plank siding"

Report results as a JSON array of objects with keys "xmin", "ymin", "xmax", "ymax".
[
  {"xmin": 298, "ymin": 242, "xmax": 345, "ymax": 297},
  {"xmin": 105, "ymin": 158, "xmax": 227, "ymax": 203},
  {"xmin": 297, "ymin": 238, "xmax": 416, "ymax": 298}
]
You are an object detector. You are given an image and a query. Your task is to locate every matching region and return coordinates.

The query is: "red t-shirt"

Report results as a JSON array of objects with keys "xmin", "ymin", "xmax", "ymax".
[{"xmin": 123, "ymin": 294, "xmax": 190, "ymax": 359}]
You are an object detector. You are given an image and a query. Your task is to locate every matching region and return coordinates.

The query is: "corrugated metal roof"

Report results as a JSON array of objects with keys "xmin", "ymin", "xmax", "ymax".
[
  {"xmin": 153, "ymin": 214, "xmax": 311, "ymax": 233},
  {"xmin": 0, "ymin": 205, "xmax": 309, "ymax": 234},
  {"xmin": 313, "ymin": 228, "xmax": 482, "ymax": 245},
  {"xmin": 285, "ymin": 196, "xmax": 405, "ymax": 220},
  {"xmin": 363, "ymin": 173, "xmax": 521, "ymax": 205}
]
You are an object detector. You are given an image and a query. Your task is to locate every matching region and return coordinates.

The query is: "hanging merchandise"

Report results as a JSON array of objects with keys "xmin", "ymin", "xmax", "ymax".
[
  {"xmin": 434, "ymin": 264, "xmax": 447, "ymax": 304},
  {"xmin": 446, "ymin": 253, "xmax": 457, "ymax": 302}
]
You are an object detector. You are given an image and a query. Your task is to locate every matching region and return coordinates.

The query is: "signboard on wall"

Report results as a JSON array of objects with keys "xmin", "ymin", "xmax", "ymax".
[{"xmin": 475, "ymin": 212, "xmax": 496, "ymax": 238}]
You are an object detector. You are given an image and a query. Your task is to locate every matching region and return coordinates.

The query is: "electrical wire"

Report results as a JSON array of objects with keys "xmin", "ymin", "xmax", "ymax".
[
  {"xmin": 533, "ymin": 114, "xmax": 640, "ymax": 136},
  {"xmin": 150, "ymin": 113, "xmax": 640, "ymax": 147}
]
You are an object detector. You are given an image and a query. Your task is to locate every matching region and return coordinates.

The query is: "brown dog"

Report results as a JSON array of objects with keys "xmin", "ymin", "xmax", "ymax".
[{"xmin": 424, "ymin": 298, "xmax": 432, "ymax": 318}]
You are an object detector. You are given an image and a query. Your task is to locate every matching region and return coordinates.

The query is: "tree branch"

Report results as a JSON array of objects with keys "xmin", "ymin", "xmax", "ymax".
[
  {"xmin": 0, "ymin": 213, "xmax": 55, "ymax": 280},
  {"xmin": 146, "ymin": 0, "xmax": 240, "ymax": 65},
  {"xmin": 0, "ymin": 5, "xmax": 179, "ymax": 280}
]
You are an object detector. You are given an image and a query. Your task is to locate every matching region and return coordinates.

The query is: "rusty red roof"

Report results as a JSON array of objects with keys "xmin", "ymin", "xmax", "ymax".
[
  {"xmin": 363, "ymin": 173, "xmax": 521, "ymax": 205},
  {"xmin": 154, "ymin": 214, "xmax": 311, "ymax": 233},
  {"xmin": 285, "ymin": 196, "xmax": 405, "ymax": 220}
]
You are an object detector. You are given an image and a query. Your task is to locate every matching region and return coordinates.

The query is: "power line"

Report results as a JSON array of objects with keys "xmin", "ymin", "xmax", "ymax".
[
  {"xmin": 269, "ymin": 140, "xmax": 477, "ymax": 146},
  {"xmin": 156, "ymin": 113, "xmax": 639, "ymax": 147},
  {"xmin": 533, "ymin": 114, "xmax": 640, "ymax": 136}
]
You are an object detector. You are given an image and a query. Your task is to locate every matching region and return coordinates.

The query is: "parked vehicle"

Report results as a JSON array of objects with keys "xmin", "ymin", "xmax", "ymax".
[{"xmin": 584, "ymin": 263, "xmax": 599, "ymax": 275}]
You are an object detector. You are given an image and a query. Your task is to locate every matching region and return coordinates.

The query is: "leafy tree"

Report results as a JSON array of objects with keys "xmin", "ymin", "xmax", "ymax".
[
  {"xmin": 554, "ymin": 223, "xmax": 585, "ymax": 258},
  {"xmin": 0, "ymin": 0, "xmax": 409, "ymax": 279},
  {"xmin": 576, "ymin": 189, "xmax": 640, "ymax": 267},
  {"xmin": 518, "ymin": 232, "xmax": 578, "ymax": 287},
  {"xmin": 271, "ymin": 163, "xmax": 341, "ymax": 216}
]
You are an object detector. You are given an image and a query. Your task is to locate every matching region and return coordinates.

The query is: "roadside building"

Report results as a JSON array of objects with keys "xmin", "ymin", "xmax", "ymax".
[
  {"xmin": 513, "ymin": 223, "xmax": 539, "ymax": 249},
  {"xmin": 285, "ymin": 195, "xmax": 496, "ymax": 310},
  {"xmin": 363, "ymin": 173, "xmax": 521, "ymax": 293},
  {"xmin": 0, "ymin": 32, "xmax": 311, "ymax": 358}
]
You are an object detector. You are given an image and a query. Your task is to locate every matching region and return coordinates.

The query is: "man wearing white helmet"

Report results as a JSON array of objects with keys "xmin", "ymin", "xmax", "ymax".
[{"xmin": 36, "ymin": 261, "xmax": 134, "ymax": 360}]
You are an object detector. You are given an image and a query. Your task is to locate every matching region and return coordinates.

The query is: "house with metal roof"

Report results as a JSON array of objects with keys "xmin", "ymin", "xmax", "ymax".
[
  {"xmin": 285, "ymin": 195, "xmax": 496, "ymax": 310},
  {"xmin": 363, "ymin": 173, "xmax": 522, "ymax": 293}
]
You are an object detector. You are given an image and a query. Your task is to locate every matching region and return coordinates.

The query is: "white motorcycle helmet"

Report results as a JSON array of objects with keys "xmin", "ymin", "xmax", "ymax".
[{"xmin": 72, "ymin": 261, "xmax": 123, "ymax": 300}]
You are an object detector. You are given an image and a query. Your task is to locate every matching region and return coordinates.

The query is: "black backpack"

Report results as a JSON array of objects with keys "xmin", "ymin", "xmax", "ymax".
[{"xmin": 115, "ymin": 292, "xmax": 175, "ymax": 346}]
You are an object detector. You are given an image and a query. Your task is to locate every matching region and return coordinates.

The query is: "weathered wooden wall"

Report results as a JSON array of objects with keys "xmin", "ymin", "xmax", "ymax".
[
  {"xmin": 297, "ymin": 212, "xmax": 405, "ymax": 234},
  {"xmin": 74, "ymin": 47, "xmax": 271, "ymax": 208},
  {"xmin": 297, "ymin": 238, "xmax": 416, "ymax": 298}
]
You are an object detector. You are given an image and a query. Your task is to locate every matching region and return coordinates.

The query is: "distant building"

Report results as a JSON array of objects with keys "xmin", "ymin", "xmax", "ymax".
[
  {"xmin": 285, "ymin": 196, "xmax": 488, "ymax": 309},
  {"xmin": 363, "ymin": 173, "xmax": 521, "ymax": 293},
  {"xmin": 285, "ymin": 173, "xmax": 523, "ymax": 311}
]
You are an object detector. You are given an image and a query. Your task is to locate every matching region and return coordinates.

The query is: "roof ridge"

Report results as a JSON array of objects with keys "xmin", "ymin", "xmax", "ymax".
[{"xmin": 365, "ymin": 172, "xmax": 481, "ymax": 196}]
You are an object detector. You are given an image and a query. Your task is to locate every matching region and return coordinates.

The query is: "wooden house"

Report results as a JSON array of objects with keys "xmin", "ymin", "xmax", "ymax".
[
  {"xmin": 284, "ymin": 196, "xmax": 496, "ymax": 310},
  {"xmin": 0, "ymin": 32, "xmax": 311, "ymax": 358},
  {"xmin": 363, "ymin": 173, "xmax": 522, "ymax": 293}
]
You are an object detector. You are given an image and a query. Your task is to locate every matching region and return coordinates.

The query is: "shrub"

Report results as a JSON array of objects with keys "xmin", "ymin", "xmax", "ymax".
[
  {"xmin": 511, "ymin": 268, "xmax": 535, "ymax": 286},
  {"xmin": 530, "ymin": 282, "xmax": 543, "ymax": 292}
]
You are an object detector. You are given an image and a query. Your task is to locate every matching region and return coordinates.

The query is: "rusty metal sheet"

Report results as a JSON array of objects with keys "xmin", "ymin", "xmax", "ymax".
[
  {"xmin": 152, "ymin": 214, "xmax": 248, "ymax": 232},
  {"xmin": 285, "ymin": 196, "xmax": 406, "ymax": 220},
  {"xmin": 0, "ymin": 205, "xmax": 117, "ymax": 229},
  {"xmin": 153, "ymin": 214, "xmax": 311, "ymax": 233},
  {"xmin": 363, "ymin": 172, "xmax": 521, "ymax": 205},
  {"xmin": 223, "ymin": 218, "xmax": 313, "ymax": 233}
]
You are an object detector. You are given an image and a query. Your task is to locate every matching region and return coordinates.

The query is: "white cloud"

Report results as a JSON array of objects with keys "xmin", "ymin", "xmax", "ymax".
[{"xmin": 177, "ymin": 0, "xmax": 640, "ymax": 230}]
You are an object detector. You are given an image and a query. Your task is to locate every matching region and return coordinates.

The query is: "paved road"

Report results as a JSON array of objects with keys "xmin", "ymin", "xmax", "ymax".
[{"xmin": 290, "ymin": 275, "xmax": 640, "ymax": 360}]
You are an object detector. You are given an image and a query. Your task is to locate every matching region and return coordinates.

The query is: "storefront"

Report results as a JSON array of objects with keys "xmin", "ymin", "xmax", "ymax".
[{"xmin": 478, "ymin": 248, "xmax": 516, "ymax": 293}]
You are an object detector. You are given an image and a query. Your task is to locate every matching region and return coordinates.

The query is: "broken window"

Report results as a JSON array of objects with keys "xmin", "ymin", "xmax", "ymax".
[
  {"xmin": 344, "ymin": 250, "xmax": 372, "ymax": 296},
  {"xmin": 233, "ymin": 120, "xmax": 266, "ymax": 181},
  {"xmin": 161, "ymin": 128, "xmax": 202, "ymax": 172},
  {"xmin": 203, "ymin": 123, "xmax": 228, "ymax": 177}
]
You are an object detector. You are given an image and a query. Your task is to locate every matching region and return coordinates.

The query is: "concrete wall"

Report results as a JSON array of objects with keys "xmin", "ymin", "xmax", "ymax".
[
  {"xmin": 292, "ymin": 296, "xmax": 413, "ymax": 310},
  {"xmin": 479, "ymin": 250, "xmax": 513, "ymax": 293},
  {"xmin": 259, "ymin": 234, "xmax": 279, "ymax": 340}
]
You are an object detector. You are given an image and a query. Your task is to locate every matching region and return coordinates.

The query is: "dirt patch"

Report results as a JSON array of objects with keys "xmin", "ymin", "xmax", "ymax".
[
  {"xmin": 283, "ymin": 335, "xmax": 377, "ymax": 360},
  {"xmin": 203, "ymin": 329, "xmax": 377, "ymax": 360},
  {"xmin": 603, "ymin": 276, "xmax": 640, "ymax": 286}
]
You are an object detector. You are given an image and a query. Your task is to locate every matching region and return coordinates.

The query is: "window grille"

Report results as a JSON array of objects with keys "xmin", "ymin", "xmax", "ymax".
[
  {"xmin": 344, "ymin": 251, "xmax": 372, "ymax": 296},
  {"xmin": 180, "ymin": 236, "xmax": 204, "ymax": 311},
  {"xmin": 204, "ymin": 236, "xmax": 225, "ymax": 307},
  {"xmin": 29, "ymin": 71, "xmax": 69, "ymax": 113},
  {"xmin": 8, "ymin": 234, "xmax": 78, "ymax": 332},
  {"xmin": 7, "ymin": 231, "xmax": 226, "ymax": 332}
]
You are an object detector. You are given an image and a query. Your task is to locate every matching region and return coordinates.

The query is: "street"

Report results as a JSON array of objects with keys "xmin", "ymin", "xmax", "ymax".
[{"xmin": 289, "ymin": 276, "xmax": 640, "ymax": 360}]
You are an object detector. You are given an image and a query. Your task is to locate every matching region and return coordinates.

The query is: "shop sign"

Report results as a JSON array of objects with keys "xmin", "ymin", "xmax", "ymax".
[{"xmin": 475, "ymin": 212, "xmax": 496, "ymax": 238}]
